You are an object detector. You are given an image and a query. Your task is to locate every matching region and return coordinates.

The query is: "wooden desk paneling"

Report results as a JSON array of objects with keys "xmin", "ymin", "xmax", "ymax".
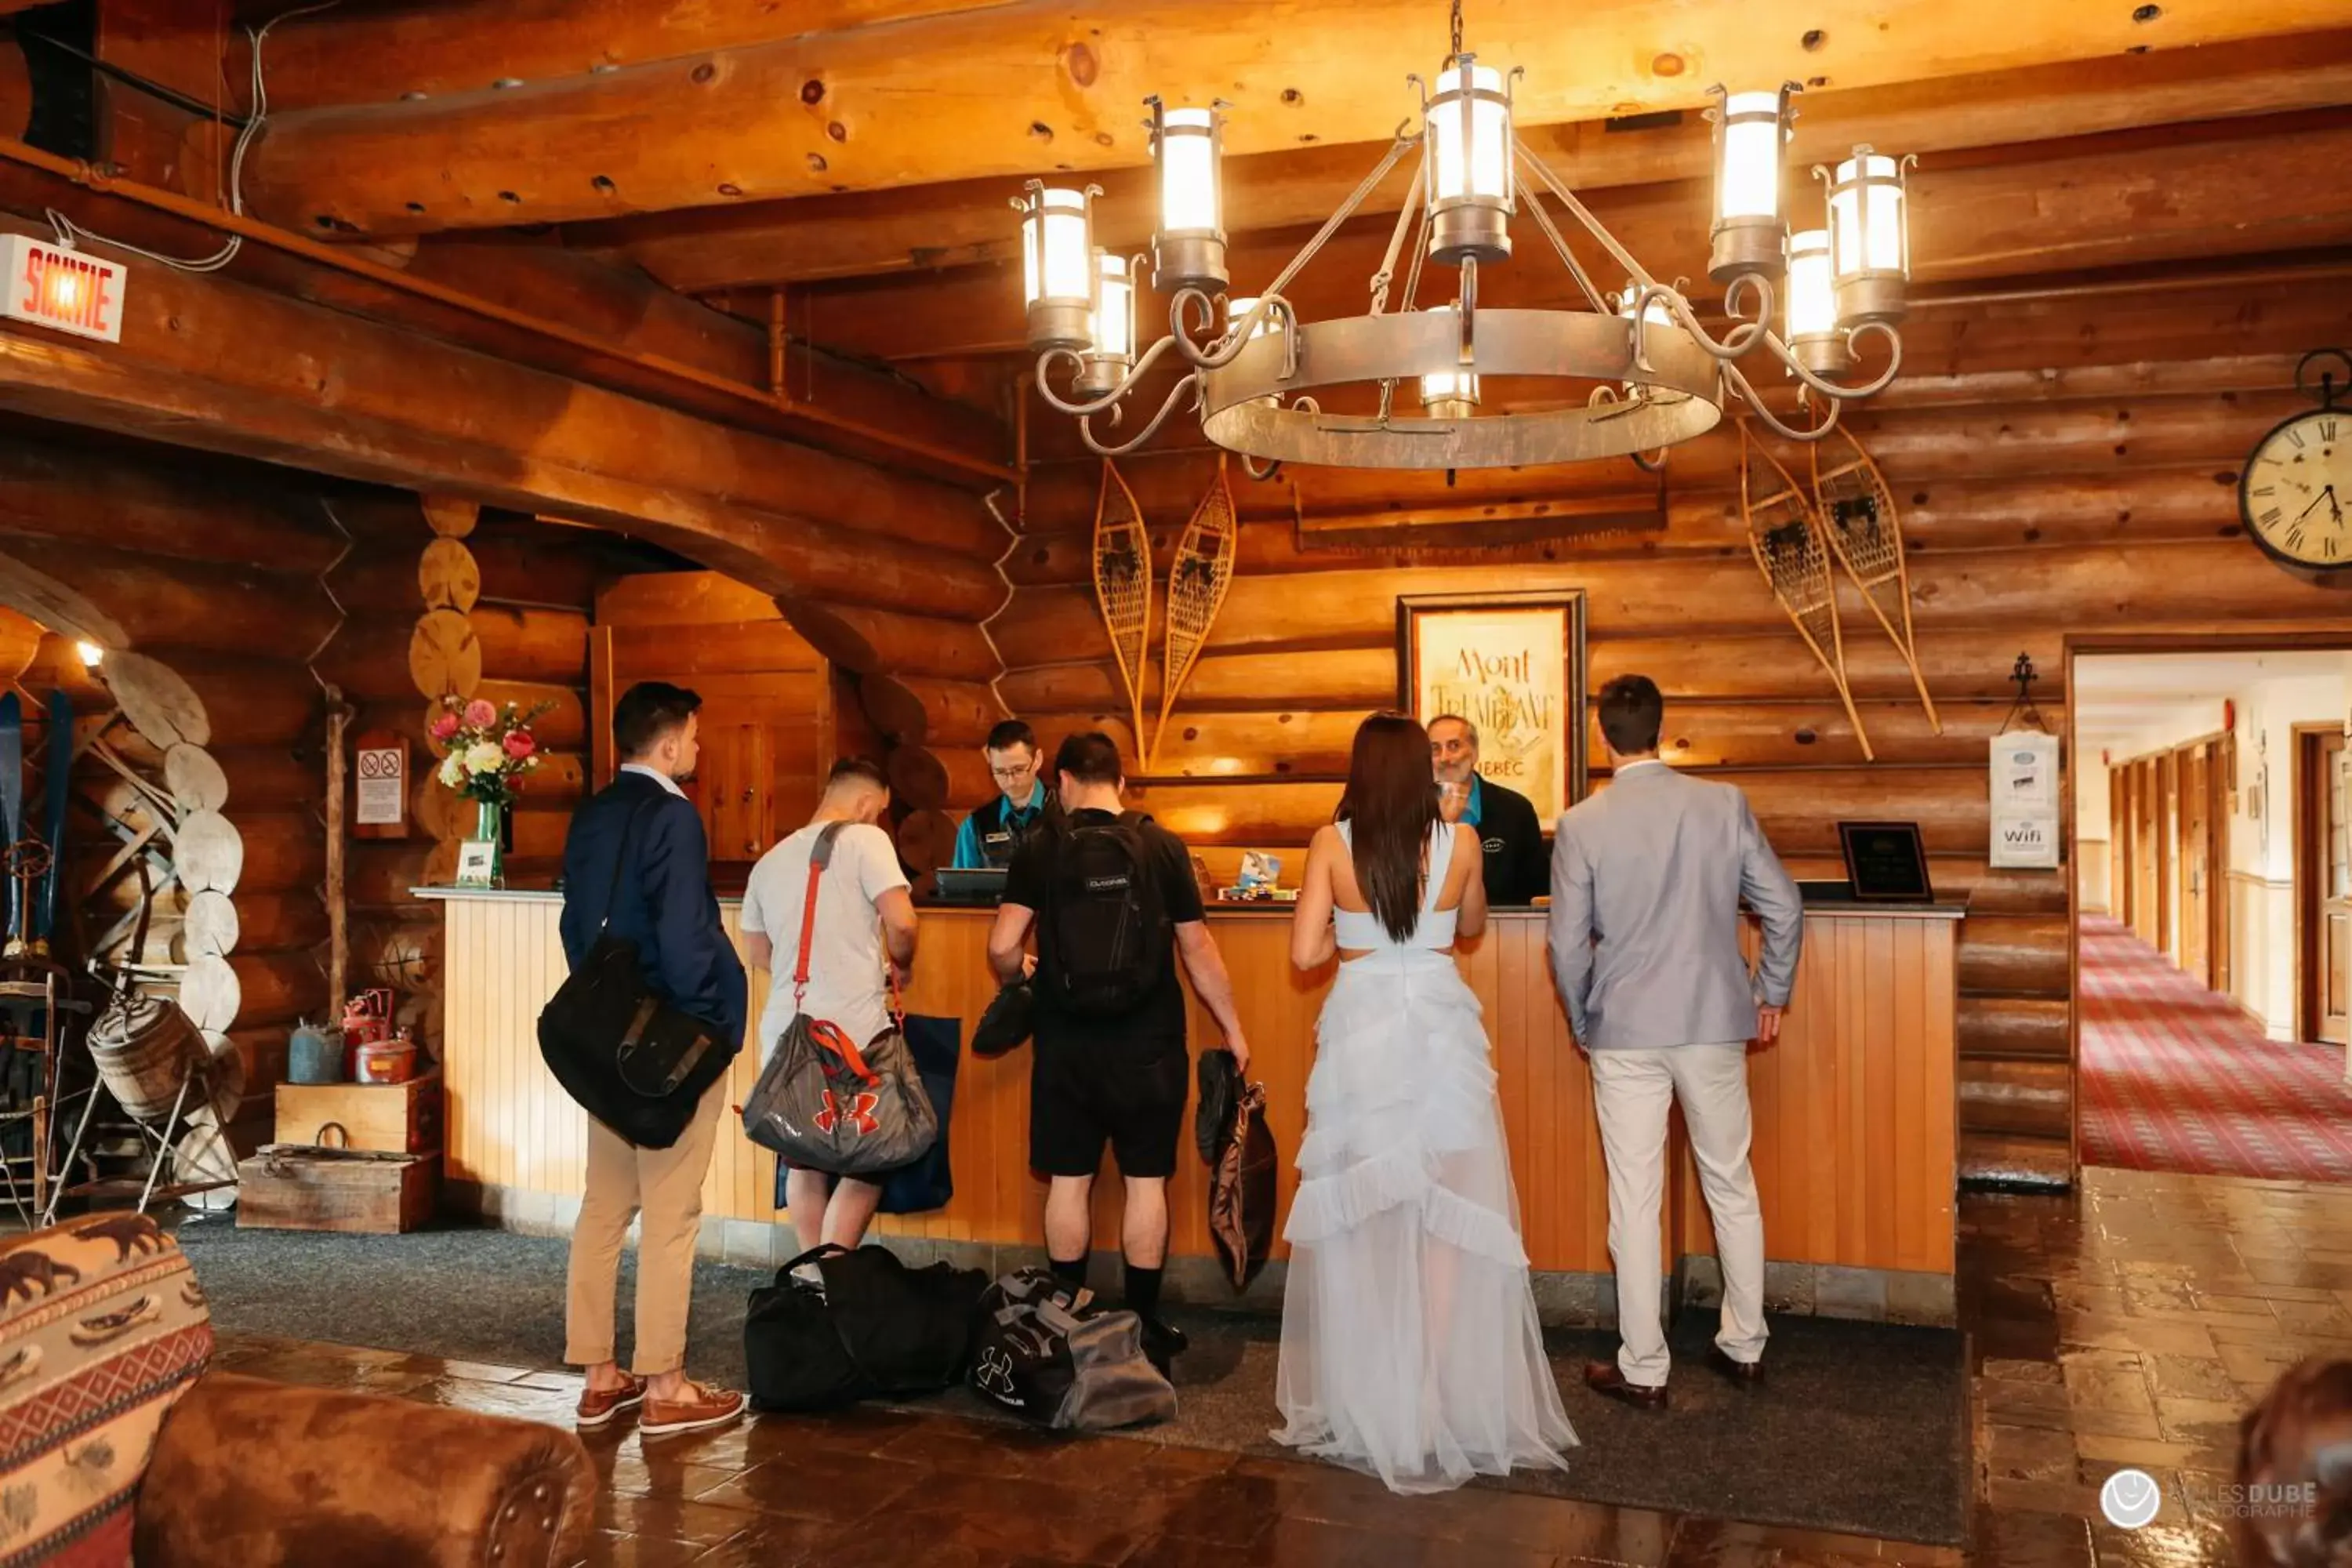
[{"xmin": 432, "ymin": 893, "xmax": 1957, "ymax": 1280}]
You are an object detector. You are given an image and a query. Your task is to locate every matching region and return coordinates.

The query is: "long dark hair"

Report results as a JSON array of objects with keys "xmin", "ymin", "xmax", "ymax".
[{"xmin": 1335, "ymin": 713, "xmax": 1441, "ymax": 943}]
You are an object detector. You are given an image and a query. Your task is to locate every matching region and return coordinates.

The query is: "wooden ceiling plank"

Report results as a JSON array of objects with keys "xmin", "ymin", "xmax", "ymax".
[
  {"xmin": 233, "ymin": 0, "xmax": 2347, "ymax": 238},
  {"xmin": 785, "ymin": 112, "xmax": 2352, "ymax": 363},
  {"xmin": 227, "ymin": 0, "xmax": 1018, "ymax": 115},
  {"xmin": 587, "ymin": 27, "xmax": 2352, "ymax": 290}
]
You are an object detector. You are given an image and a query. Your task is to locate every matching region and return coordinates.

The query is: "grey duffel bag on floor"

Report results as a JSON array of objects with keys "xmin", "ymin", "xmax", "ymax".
[{"xmin": 967, "ymin": 1268, "xmax": 1176, "ymax": 1431}]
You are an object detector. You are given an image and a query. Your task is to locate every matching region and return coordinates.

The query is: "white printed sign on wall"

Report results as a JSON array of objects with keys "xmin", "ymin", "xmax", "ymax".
[{"xmin": 1990, "ymin": 730, "xmax": 2060, "ymax": 869}]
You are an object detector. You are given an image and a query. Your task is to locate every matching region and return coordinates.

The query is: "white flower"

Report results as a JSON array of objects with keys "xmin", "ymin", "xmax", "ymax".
[
  {"xmin": 438, "ymin": 755, "xmax": 464, "ymax": 787},
  {"xmin": 464, "ymin": 742, "xmax": 505, "ymax": 775}
]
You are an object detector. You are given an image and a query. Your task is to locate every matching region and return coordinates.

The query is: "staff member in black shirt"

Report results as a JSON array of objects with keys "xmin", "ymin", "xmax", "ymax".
[
  {"xmin": 984, "ymin": 732, "xmax": 1249, "ymax": 1368},
  {"xmin": 1428, "ymin": 713, "xmax": 1548, "ymax": 906}
]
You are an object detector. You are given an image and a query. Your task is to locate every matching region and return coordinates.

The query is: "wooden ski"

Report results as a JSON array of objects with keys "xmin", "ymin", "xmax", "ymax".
[
  {"xmin": 1811, "ymin": 427, "xmax": 1940, "ymax": 733},
  {"xmin": 1151, "ymin": 456, "xmax": 1240, "ymax": 771},
  {"xmin": 1741, "ymin": 423, "xmax": 1874, "ymax": 762},
  {"xmin": 1091, "ymin": 459, "xmax": 1154, "ymax": 757}
]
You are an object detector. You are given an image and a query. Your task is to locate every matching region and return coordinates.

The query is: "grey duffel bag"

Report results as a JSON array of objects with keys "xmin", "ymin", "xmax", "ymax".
[{"xmin": 967, "ymin": 1268, "xmax": 1176, "ymax": 1430}]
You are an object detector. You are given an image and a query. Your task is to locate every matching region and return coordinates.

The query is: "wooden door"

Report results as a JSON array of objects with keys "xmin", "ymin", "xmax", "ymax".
[
  {"xmin": 2211, "ymin": 735, "xmax": 2234, "ymax": 999},
  {"xmin": 2302, "ymin": 730, "xmax": 2350, "ymax": 1046},
  {"xmin": 2134, "ymin": 759, "xmax": 2161, "ymax": 949},
  {"xmin": 2110, "ymin": 764, "xmax": 2130, "ymax": 924},
  {"xmin": 2156, "ymin": 752, "xmax": 2177, "ymax": 958},
  {"xmin": 2180, "ymin": 742, "xmax": 2211, "ymax": 988},
  {"xmin": 699, "ymin": 723, "xmax": 774, "ymax": 866}
]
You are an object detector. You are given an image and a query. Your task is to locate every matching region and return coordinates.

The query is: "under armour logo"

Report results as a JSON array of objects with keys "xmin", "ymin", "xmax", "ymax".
[
  {"xmin": 975, "ymin": 1346, "xmax": 1016, "ymax": 1398},
  {"xmin": 812, "ymin": 1088, "xmax": 880, "ymax": 1137}
]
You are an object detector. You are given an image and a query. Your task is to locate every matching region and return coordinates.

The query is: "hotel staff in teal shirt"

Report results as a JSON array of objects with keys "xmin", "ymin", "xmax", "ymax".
[{"xmin": 951, "ymin": 719, "xmax": 1058, "ymax": 869}]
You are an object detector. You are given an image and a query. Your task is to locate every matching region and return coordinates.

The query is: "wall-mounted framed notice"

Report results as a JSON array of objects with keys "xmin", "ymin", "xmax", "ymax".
[{"xmin": 1397, "ymin": 590, "xmax": 1587, "ymax": 822}]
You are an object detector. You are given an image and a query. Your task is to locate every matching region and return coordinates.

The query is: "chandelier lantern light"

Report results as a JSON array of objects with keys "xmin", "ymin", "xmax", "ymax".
[{"xmin": 1015, "ymin": 0, "xmax": 1917, "ymax": 471}]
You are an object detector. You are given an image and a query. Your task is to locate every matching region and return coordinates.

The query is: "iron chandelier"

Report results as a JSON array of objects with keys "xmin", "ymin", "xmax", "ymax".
[{"xmin": 1013, "ymin": 2, "xmax": 1917, "ymax": 474}]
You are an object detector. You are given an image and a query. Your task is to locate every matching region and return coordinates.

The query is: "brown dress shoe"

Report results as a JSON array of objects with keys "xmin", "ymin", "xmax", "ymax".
[
  {"xmin": 575, "ymin": 1372, "xmax": 647, "ymax": 1428},
  {"xmin": 1584, "ymin": 1360, "xmax": 1669, "ymax": 1410},
  {"xmin": 1708, "ymin": 1347, "xmax": 1765, "ymax": 1386},
  {"xmin": 639, "ymin": 1381, "xmax": 746, "ymax": 1437}
]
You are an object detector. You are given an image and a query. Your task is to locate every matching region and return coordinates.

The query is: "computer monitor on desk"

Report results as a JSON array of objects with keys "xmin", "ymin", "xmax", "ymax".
[{"xmin": 932, "ymin": 866, "xmax": 1008, "ymax": 905}]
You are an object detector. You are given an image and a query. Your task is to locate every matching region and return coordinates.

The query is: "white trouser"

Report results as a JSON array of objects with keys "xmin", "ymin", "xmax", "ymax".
[{"xmin": 1588, "ymin": 1043, "xmax": 1769, "ymax": 1388}]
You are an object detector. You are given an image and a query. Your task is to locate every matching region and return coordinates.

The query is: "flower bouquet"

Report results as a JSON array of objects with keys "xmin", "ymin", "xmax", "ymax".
[{"xmin": 430, "ymin": 695, "xmax": 551, "ymax": 884}]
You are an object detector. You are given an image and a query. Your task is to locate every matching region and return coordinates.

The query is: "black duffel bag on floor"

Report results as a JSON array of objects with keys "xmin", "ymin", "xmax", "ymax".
[{"xmin": 745, "ymin": 1243, "xmax": 989, "ymax": 1412}]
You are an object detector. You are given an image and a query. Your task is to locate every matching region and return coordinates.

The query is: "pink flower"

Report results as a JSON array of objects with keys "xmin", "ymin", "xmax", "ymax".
[
  {"xmin": 463, "ymin": 699, "xmax": 498, "ymax": 728},
  {"xmin": 429, "ymin": 713, "xmax": 461, "ymax": 742},
  {"xmin": 503, "ymin": 729, "xmax": 536, "ymax": 760}
]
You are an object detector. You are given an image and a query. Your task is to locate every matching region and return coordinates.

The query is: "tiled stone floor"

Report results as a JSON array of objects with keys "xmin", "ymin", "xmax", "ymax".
[{"xmin": 207, "ymin": 1165, "xmax": 2342, "ymax": 1566}]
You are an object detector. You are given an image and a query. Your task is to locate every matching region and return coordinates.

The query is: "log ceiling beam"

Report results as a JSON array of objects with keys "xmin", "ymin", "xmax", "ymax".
[
  {"xmin": 579, "ymin": 29, "xmax": 2352, "ymax": 291},
  {"xmin": 790, "ymin": 111, "xmax": 2352, "ymax": 363},
  {"xmin": 0, "ymin": 212, "xmax": 1005, "ymax": 620},
  {"xmin": 230, "ymin": 0, "xmax": 2344, "ymax": 239},
  {"xmin": 0, "ymin": 151, "xmax": 1011, "ymax": 485}
]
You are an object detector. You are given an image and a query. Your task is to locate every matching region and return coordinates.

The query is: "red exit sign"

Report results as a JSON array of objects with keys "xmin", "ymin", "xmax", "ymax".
[{"xmin": 0, "ymin": 236, "xmax": 125, "ymax": 343}]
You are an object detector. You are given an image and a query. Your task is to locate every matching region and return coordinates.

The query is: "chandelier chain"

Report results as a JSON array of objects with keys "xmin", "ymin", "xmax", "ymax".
[
  {"xmin": 1367, "ymin": 157, "xmax": 1427, "ymax": 315},
  {"xmin": 1448, "ymin": 0, "xmax": 1464, "ymax": 62}
]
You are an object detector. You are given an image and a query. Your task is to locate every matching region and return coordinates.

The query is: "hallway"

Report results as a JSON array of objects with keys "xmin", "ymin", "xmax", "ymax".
[{"xmin": 2079, "ymin": 917, "xmax": 2352, "ymax": 1182}]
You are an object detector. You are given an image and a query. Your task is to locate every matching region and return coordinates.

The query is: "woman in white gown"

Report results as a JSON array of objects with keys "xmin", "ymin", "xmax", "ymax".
[{"xmin": 1272, "ymin": 713, "xmax": 1577, "ymax": 1494}]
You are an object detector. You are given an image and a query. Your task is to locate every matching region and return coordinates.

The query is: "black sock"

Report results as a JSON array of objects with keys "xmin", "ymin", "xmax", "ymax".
[
  {"xmin": 1049, "ymin": 1254, "xmax": 1088, "ymax": 1290},
  {"xmin": 1125, "ymin": 1262, "xmax": 1163, "ymax": 1321}
]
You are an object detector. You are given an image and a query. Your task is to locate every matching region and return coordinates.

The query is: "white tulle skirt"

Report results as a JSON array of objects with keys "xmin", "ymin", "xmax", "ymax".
[{"xmin": 1272, "ymin": 947, "xmax": 1577, "ymax": 1494}]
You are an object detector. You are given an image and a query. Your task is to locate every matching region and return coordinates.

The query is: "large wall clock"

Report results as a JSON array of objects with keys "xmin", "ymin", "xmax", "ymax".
[{"xmin": 2241, "ymin": 347, "xmax": 2352, "ymax": 574}]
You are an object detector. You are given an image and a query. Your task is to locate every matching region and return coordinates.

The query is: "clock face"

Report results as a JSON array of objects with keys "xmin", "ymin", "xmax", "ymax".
[{"xmin": 2242, "ymin": 409, "xmax": 2351, "ymax": 569}]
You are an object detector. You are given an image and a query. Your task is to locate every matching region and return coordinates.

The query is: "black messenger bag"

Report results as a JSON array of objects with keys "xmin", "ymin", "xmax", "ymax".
[{"xmin": 537, "ymin": 797, "xmax": 736, "ymax": 1148}]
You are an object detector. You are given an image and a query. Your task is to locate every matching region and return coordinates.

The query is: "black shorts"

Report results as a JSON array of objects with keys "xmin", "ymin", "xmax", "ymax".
[{"xmin": 1029, "ymin": 1025, "xmax": 1189, "ymax": 1179}]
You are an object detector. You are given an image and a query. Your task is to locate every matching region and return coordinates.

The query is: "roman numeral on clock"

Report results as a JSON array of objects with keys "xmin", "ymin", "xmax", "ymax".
[
  {"xmin": 2322, "ymin": 418, "xmax": 2340, "ymax": 442},
  {"xmin": 2288, "ymin": 524, "xmax": 2307, "ymax": 551},
  {"xmin": 2252, "ymin": 486, "xmax": 2276, "ymax": 498},
  {"xmin": 2288, "ymin": 427, "xmax": 2307, "ymax": 448},
  {"xmin": 2260, "ymin": 506, "xmax": 2283, "ymax": 527}
]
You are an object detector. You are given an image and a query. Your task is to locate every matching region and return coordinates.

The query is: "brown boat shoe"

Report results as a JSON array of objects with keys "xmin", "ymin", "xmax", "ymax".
[
  {"xmin": 575, "ymin": 1372, "xmax": 647, "ymax": 1428},
  {"xmin": 639, "ymin": 1380, "xmax": 746, "ymax": 1437}
]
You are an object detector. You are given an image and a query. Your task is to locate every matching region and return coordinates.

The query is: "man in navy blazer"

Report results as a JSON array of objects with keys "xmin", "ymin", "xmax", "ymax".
[{"xmin": 558, "ymin": 681, "xmax": 748, "ymax": 1437}]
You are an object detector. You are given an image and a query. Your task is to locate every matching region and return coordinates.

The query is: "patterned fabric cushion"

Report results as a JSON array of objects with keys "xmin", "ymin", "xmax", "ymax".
[{"xmin": 0, "ymin": 1213, "xmax": 212, "ymax": 1567}]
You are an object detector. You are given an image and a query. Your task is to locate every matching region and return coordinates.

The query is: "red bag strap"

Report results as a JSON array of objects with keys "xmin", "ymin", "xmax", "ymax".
[
  {"xmin": 811, "ymin": 1018, "xmax": 880, "ymax": 1084},
  {"xmin": 791, "ymin": 822, "xmax": 850, "ymax": 1008}
]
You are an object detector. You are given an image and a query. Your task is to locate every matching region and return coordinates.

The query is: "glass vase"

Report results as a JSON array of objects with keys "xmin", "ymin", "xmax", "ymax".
[{"xmin": 473, "ymin": 797, "xmax": 507, "ymax": 887}]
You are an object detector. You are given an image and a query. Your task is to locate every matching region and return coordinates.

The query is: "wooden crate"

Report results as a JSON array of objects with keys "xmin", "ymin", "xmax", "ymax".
[
  {"xmin": 274, "ymin": 1070, "xmax": 442, "ymax": 1155},
  {"xmin": 236, "ymin": 1146, "xmax": 439, "ymax": 1234}
]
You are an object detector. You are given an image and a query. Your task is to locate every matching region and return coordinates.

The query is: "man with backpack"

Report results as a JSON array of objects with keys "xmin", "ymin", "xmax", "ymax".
[{"xmin": 985, "ymin": 732, "xmax": 1249, "ymax": 1368}]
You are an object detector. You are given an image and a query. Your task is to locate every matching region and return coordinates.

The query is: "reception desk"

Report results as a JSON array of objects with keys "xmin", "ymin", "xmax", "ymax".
[{"xmin": 419, "ymin": 890, "xmax": 1960, "ymax": 1322}]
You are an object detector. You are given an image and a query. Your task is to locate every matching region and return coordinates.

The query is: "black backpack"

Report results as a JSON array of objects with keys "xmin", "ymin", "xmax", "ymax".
[
  {"xmin": 744, "ymin": 1243, "xmax": 989, "ymax": 1412},
  {"xmin": 1040, "ymin": 813, "xmax": 1171, "ymax": 1018}
]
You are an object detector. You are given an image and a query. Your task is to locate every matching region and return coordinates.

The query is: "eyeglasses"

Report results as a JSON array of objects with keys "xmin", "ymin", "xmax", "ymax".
[{"xmin": 989, "ymin": 764, "xmax": 1034, "ymax": 781}]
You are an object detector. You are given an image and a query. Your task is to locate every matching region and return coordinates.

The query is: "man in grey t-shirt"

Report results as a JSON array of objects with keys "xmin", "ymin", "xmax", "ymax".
[{"xmin": 1548, "ymin": 675, "xmax": 1802, "ymax": 1408}]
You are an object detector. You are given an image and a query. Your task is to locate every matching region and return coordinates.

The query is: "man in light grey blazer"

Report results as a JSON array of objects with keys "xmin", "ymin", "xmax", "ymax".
[{"xmin": 1548, "ymin": 674, "xmax": 1803, "ymax": 1409}]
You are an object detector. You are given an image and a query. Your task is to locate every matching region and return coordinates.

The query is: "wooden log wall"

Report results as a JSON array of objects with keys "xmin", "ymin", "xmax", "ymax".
[
  {"xmin": 0, "ymin": 426, "xmax": 339, "ymax": 1147},
  {"xmin": 314, "ymin": 495, "xmax": 624, "ymax": 1056},
  {"xmin": 984, "ymin": 267, "xmax": 2352, "ymax": 1189}
]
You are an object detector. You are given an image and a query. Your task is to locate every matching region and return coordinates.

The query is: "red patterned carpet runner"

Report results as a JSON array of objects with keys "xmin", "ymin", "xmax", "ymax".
[{"xmin": 2080, "ymin": 917, "xmax": 2352, "ymax": 1181}]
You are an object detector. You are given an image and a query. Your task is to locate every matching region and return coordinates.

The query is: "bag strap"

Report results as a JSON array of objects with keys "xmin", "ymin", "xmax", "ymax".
[
  {"xmin": 780, "ymin": 1241, "xmax": 851, "ymax": 1276},
  {"xmin": 792, "ymin": 822, "xmax": 850, "ymax": 1007},
  {"xmin": 597, "ymin": 793, "xmax": 661, "ymax": 935}
]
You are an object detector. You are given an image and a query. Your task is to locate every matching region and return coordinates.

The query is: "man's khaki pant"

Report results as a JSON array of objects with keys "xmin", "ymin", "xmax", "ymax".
[
  {"xmin": 564, "ymin": 1078, "xmax": 727, "ymax": 1376},
  {"xmin": 1589, "ymin": 1043, "xmax": 1769, "ymax": 1388}
]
